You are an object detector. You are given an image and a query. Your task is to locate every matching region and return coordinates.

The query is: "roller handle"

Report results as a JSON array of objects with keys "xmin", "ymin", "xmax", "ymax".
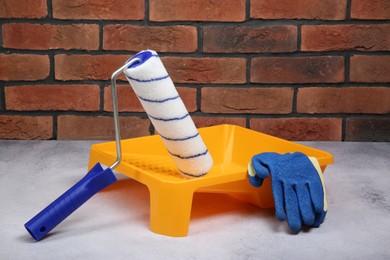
[{"xmin": 24, "ymin": 163, "xmax": 117, "ymax": 241}]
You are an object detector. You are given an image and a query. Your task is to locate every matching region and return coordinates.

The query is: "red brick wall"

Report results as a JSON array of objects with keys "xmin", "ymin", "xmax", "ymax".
[{"xmin": 0, "ymin": 0, "xmax": 389, "ymax": 141}]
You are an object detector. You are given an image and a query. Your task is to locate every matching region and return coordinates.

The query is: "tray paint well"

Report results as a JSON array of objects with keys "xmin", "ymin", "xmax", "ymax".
[{"xmin": 88, "ymin": 124, "xmax": 333, "ymax": 237}]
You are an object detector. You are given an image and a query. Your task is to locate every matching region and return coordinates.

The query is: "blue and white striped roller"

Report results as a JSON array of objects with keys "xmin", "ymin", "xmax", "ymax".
[{"xmin": 123, "ymin": 50, "xmax": 213, "ymax": 178}]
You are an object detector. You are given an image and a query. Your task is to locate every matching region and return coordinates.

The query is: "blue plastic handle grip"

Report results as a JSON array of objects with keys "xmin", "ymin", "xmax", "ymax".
[{"xmin": 24, "ymin": 163, "xmax": 117, "ymax": 241}]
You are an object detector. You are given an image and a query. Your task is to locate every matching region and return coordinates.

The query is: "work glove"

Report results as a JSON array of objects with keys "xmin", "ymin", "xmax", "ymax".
[{"xmin": 248, "ymin": 152, "xmax": 327, "ymax": 233}]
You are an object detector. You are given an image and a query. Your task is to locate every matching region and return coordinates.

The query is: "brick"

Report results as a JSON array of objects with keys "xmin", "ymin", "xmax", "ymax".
[
  {"xmin": 298, "ymin": 87, "xmax": 390, "ymax": 114},
  {"xmin": 251, "ymin": 56, "xmax": 344, "ymax": 83},
  {"xmin": 104, "ymin": 85, "xmax": 147, "ymax": 113},
  {"xmin": 104, "ymin": 25, "xmax": 197, "ymax": 52},
  {"xmin": 150, "ymin": 0, "xmax": 245, "ymax": 22},
  {"xmin": 251, "ymin": 0, "xmax": 346, "ymax": 20},
  {"xmin": 57, "ymin": 116, "xmax": 150, "ymax": 140},
  {"xmin": 104, "ymin": 85, "xmax": 197, "ymax": 112},
  {"xmin": 193, "ymin": 116, "xmax": 246, "ymax": 128},
  {"xmin": 0, "ymin": 0, "xmax": 46, "ymax": 18},
  {"xmin": 53, "ymin": 0, "xmax": 144, "ymax": 20},
  {"xmin": 5, "ymin": 85, "xmax": 100, "ymax": 111},
  {"xmin": 346, "ymin": 118, "xmax": 390, "ymax": 141},
  {"xmin": 351, "ymin": 0, "xmax": 390, "ymax": 20},
  {"xmin": 350, "ymin": 55, "xmax": 390, "ymax": 83},
  {"xmin": 0, "ymin": 54, "xmax": 49, "ymax": 81},
  {"xmin": 250, "ymin": 117, "xmax": 342, "ymax": 141},
  {"xmin": 203, "ymin": 26, "xmax": 297, "ymax": 53},
  {"xmin": 201, "ymin": 87, "xmax": 293, "ymax": 114},
  {"xmin": 162, "ymin": 57, "xmax": 246, "ymax": 84},
  {"xmin": 2, "ymin": 23, "xmax": 99, "ymax": 50},
  {"xmin": 0, "ymin": 116, "xmax": 52, "ymax": 140},
  {"xmin": 176, "ymin": 88, "xmax": 198, "ymax": 112},
  {"xmin": 302, "ymin": 25, "xmax": 390, "ymax": 51},
  {"xmin": 56, "ymin": 55, "xmax": 246, "ymax": 83},
  {"xmin": 55, "ymin": 54, "xmax": 129, "ymax": 81}
]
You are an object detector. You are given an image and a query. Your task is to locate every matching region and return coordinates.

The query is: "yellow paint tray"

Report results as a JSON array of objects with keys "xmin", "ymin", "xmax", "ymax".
[{"xmin": 88, "ymin": 124, "xmax": 333, "ymax": 237}]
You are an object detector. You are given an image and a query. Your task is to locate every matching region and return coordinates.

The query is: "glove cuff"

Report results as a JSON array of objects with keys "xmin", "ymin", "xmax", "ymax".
[
  {"xmin": 308, "ymin": 156, "xmax": 328, "ymax": 212},
  {"xmin": 247, "ymin": 162, "xmax": 257, "ymax": 177}
]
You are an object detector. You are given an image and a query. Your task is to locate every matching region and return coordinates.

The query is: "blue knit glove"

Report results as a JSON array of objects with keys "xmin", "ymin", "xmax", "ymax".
[{"xmin": 248, "ymin": 152, "xmax": 327, "ymax": 232}]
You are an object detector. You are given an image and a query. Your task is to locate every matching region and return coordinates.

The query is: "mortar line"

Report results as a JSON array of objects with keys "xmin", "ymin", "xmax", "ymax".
[
  {"xmin": 346, "ymin": 0, "xmax": 352, "ymax": 20},
  {"xmin": 149, "ymin": 121, "xmax": 155, "ymax": 135},
  {"xmin": 345, "ymin": 54, "xmax": 350, "ymax": 83},
  {"xmin": 197, "ymin": 26, "xmax": 203, "ymax": 53},
  {"xmin": 196, "ymin": 87, "xmax": 202, "ymax": 112},
  {"xmin": 53, "ymin": 114, "xmax": 58, "ymax": 140},
  {"xmin": 342, "ymin": 117, "xmax": 347, "ymax": 141},
  {"xmin": 99, "ymin": 83, "xmax": 105, "ymax": 112},
  {"xmin": 246, "ymin": 58, "xmax": 251, "ymax": 85},
  {"xmin": 245, "ymin": 0, "xmax": 250, "ymax": 21},
  {"xmin": 145, "ymin": 0, "xmax": 150, "ymax": 25},
  {"xmin": 47, "ymin": 0, "xmax": 53, "ymax": 18},
  {"xmin": 292, "ymin": 87, "xmax": 298, "ymax": 114},
  {"xmin": 1, "ymin": 18, "xmax": 389, "ymax": 26},
  {"xmin": 0, "ymin": 22, "xmax": 3, "ymax": 47},
  {"xmin": 49, "ymin": 53, "xmax": 55, "ymax": 82},
  {"xmin": 99, "ymin": 24, "xmax": 104, "ymax": 50},
  {"xmin": 297, "ymin": 24, "xmax": 302, "ymax": 52},
  {"xmin": 0, "ymin": 84, "xmax": 5, "ymax": 111},
  {"xmin": 1, "ymin": 47, "xmax": 389, "ymax": 57}
]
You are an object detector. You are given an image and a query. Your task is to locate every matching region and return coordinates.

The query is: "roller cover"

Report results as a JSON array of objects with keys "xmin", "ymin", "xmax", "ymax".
[{"xmin": 124, "ymin": 50, "xmax": 213, "ymax": 178}]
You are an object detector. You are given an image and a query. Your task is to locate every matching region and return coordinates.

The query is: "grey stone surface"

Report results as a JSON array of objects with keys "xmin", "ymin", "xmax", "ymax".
[{"xmin": 0, "ymin": 140, "xmax": 389, "ymax": 259}]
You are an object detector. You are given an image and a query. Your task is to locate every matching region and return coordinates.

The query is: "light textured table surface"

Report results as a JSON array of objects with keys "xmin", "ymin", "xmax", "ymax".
[{"xmin": 0, "ymin": 140, "xmax": 389, "ymax": 259}]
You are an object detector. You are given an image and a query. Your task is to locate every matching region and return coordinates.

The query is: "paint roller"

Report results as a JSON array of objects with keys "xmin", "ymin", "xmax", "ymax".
[
  {"xmin": 25, "ymin": 50, "xmax": 213, "ymax": 241},
  {"xmin": 124, "ymin": 50, "xmax": 213, "ymax": 178}
]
